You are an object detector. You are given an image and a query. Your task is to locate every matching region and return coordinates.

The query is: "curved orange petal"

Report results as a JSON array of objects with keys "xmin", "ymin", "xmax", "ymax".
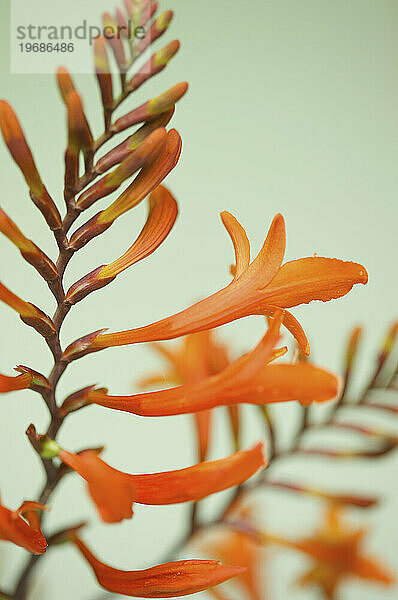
[
  {"xmin": 0, "ymin": 372, "xmax": 32, "ymax": 393},
  {"xmin": 263, "ymin": 257, "xmax": 368, "ymax": 308},
  {"xmin": 221, "ymin": 212, "xmax": 250, "ymax": 280},
  {"xmin": 72, "ymin": 535, "xmax": 244, "ymax": 598},
  {"xmin": 245, "ymin": 213, "xmax": 286, "ymax": 288},
  {"xmin": 132, "ymin": 444, "xmax": 265, "ymax": 505},
  {"xmin": 100, "ymin": 185, "xmax": 178, "ymax": 278},
  {"xmin": 0, "ymin": 501, "xmax": 47, "ymax": 554}
]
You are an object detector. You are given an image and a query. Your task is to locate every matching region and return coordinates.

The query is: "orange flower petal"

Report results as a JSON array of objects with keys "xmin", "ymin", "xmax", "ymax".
[
  {"xmin": 63, "ymin": 213, "xmax": 367, "ymax": 361},
  {"xmin": 72, "ymin": 534, "xmax": 244, "ymax": 598},
  {"xmin": 0, "ymin": 281, "xmax": 55, "ymax": 339},
  {"xmin": 0, "ymin": 372, "xmax": 32, "ymax": 393},
  {"xmin": 0, "ymin": 500, "xmax": 47, "ymax": 554},
  {"xmin": 99, "ymin": 184, "xmax": 178, "ymax": 278},
  {"xmin": 221, "ymin": 211, "xmax": 250, "ymax": 279},
  {"xmin": 59, "ymin": 444, "xmax": 264, "ymax": 523},
  {"xmin": 262, "ymin": 257, "xmax": 368, "ymax": 308}
]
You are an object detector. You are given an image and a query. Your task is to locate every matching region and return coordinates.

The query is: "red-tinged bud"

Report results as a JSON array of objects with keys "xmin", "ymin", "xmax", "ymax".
[
  {"xmin": 62, "ymin": 329, "xmax": 108, "ymax": 363},
  {"xmin": 68, "ymin": 214, "xmax": 112, "ymax": 251},
  {"xmin": 102, "ymin": 13, "xmax": 127, "ymax": 71},
  {"xmin": 0, "ymin": 101, "xmax": 61, "ymax": 230},
  {"xmin": 379, "ymin": 321, "xmax": 398, "ymax": 363},
  {"xmin": 95, "ymin": 109, "xmax": 174, "ymax": 174},
  {"xmin": 112, "ymin": 82, "xmax": 188, "ymax": 133},
  {"xmin": 66, "ymin": 90, "xmax": 93, "ymax": 154},
  {"xmin": 56, "ymin": 67, "xmax": 76, "ymax": 103},
  {"xmin": 65, "ymin": 267, "xmax": 115, "ymax": 305},
  {"xmin": 135, "ymin": 10, "xmax": 174, "ymax": 56},
  {"xmin": 60, "ymin": 386, "xmax": 108, "ymax": 416},
  {"xmin": 115, "ymin": 7, "xmax": 129, "ymax": 37},
  {"xmin": 76, "ymin": 127, "xmax": 166, "ymax": 210},
  {"xmin": 15, "ymin": 366, "xmax": 50, "ymax": 392},
  {"xmin": 128, "ymin": 40, "xmax": 180, "ymax": 92},
  {"xmin": 20, "ymin": 307, "xmax": 56, "ymax": 340},
  {"xmin": 0, "ymin": 206, "xmax": 58, "ymax": 282},
  {"xmin": 345, "ymin": 326, "xmax": 362, "ymax": 371},
  {"xmin": 94, "ymin": 37, "xmax": 113, "ymax": 121}
]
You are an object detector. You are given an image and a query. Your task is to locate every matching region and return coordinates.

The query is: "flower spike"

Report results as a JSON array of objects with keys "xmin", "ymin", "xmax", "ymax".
[
  {"xmin": 71, "ymin": 534, "xmax": 244, "ymax": 598},
  {"xmin": 88, "ymin": 317, "xmax": 339, "ymax": 416},
  {"xmin": 0, "ymin": 497, "xmax": 47, "ymax": 554},
  {"xmin": 0, "ymin": 281, "xmax": 55, "ymax": 339},
  {"xmin": 68, "ymin": 129, "xmax": 181, "ymax": 251},
  {"xmin": 59, "ymin": 444, "xmax": 265, "ymax": 523},
  {"xmin": 0, "ymin": 101, "xmax": 61, "ymax": 230},
  {"xmin": 64, "ymin": 213, "xmax": 367, "ymax": 361},
  {"xmin": 0, "ymin": 206, "xmax": 57, "ymax": 282},
  {"xmin": 66, "ymin": 185, "xmax": 178, "ymax": 304}
]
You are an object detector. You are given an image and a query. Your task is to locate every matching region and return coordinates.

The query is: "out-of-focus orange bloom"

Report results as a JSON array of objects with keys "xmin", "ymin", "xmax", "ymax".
[
  {"xmin": 64, "ymin": 211, "xmax": 367, "ymax": 361},
  {"xmin": 71, "ymin": 534, "xmax": 245, "ymax": 598},
  {"xmin": 0, "ymin": 498, "xmax": 47, "ymax": 554},
  {"xmin": 200, "ymin": 522, "xmax": 264, "ymax": 600},
  {"xmin": 59, "ymin": 443, "xmax": 265, "ymax": 523},
  {"xmin": 286, "ymin": 505, "xmax": 394, "ymax": 599},
  {"xmin": 138, "ymin": 329, "xmax": 230, "ymax": 462},
  {"xmin": 0, "ymin": 371, "xmax": 32, "ymax": 393},
  {"xmin": 87, "ymin": 315, "xmax": 339, "ymax": 416}
]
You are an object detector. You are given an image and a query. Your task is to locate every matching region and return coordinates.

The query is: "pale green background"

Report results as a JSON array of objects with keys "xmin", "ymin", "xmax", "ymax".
[{"xmin": 0, "ymin": 1, "xmax": 397, "ymax": 599}]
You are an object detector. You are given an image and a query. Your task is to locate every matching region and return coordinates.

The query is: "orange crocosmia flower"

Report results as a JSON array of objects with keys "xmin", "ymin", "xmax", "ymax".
[
  {"xmin": 59, "ymin": 444, "xmax": 265, "ymax": 524},
  {"xmin": 138, "ymin": 329, "xmax": 230, "ymax": 462},
  {"xmin": 0, "ymin": 371, "xmax": 32, "ymax": 393},
  {"xmin": 202, "ymin": 526, "xmax": 264, "ymax": 600},
  {"xmin": 88, "ymin": 315, "xmax": 339, "ymax": 416},
  {"xmin": 289, "ymin": 505, "xmax": 394, "ymax": 599},
  {"xmin": 64, "ymin": 211, "xmax": 368, "ymax": 360},
  {"xmin": 71, "ymin": 534, "xmax": 245, "ymax": 598},
  {"xmin": 0, "ymin": 498, "xmax": 47, "ymax": 554}
]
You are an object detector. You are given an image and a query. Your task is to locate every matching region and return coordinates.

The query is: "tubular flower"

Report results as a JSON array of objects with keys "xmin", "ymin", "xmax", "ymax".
[
  {"xmin": 286, "ymin": 505, "xmax": 394, "ymax": 599},
  {"xmin": 138, "ymin": 329, "xmax": 230, "ymax": 462},
  {"xmin": 68, "ymin": 129, "xmax": 182, "ymax": 251},
  {"xmin": 0, "ymin": 371, "xmax": 32, "ymax": 393},
  {"xmin": 87, "ymin": 315, "xmax": 340, "ymax": 416},
  {"xmin": 0, "ymin": 499, "xmax": 47, "ymax": 554},
  {"xmin": 64, "ymin": 212, "xmax": 367, "ymax": 361},
  {"xmin": 58, "ymin": 444, "xmax": 265, "ymax": 523},
  {"xmin": 66, "ymin": 185, "xmax": 178, "ymax": 305},
  {"xmin": 71, "ymin": 534, "xmax": 245, "ymax": 598},
  {"xmin": 0, "ymin": 281, "xmax": 55, "ymax": 339}
]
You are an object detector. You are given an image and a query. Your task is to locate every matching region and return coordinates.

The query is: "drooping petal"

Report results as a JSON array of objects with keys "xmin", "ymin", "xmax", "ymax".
[
  {"xmin": 59, "ymin": 445, "xmax": 264, "ymax": 523},
  {"xmin": 72, "ymin": 535, "xmax": 244, "ymax": 598},
  {"xmin": 59, "ymin": 449, "xmax": 135, "ymax": 523},
  {"xmin": 131, "ymin": 443, "xmax": 265, "ymax": 505},
  {"xmin": 262, "ymin": 257, "xmax": 368, "ymax": 308},
  {"xmin": 0, "ymin": 101, "xmax": 61, "ymax": 230},
  {"xmin": 0, "ymin": 372, "xmax": 32, "ymax": 393}
]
